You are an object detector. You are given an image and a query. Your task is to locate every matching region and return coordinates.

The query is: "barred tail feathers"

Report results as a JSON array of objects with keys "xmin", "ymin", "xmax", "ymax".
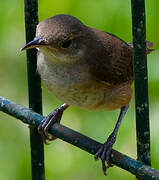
[{"xmin": 127, "ymin": 41, "xmax": 155, "ymax": 54}]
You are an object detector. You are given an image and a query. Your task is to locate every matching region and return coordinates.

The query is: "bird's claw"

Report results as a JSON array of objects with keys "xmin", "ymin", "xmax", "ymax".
[
  {"xmin": 94, "ymin": 134, "xmax": 115, "ymax": 175},
  {"xmin": 38, "ymin": 108, "xmax": 63, "ymax": 143}
]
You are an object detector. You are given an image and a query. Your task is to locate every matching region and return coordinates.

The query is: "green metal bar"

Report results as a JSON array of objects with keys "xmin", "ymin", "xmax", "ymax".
[
  {"xmin": 0, "ymin": 96, "xmax": 159, "ymax": 180},
  {"xmin": 24, "ymin": 0, "xmax": 45, "ymax": 179},
  {"xmin": 131, "ymin": 0, "xmax": 151, "ymax": 168}
]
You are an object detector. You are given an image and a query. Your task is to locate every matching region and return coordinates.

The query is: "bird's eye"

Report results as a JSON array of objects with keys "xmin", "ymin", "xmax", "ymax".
[{"xmin": 61, "ymin": 39, "xmax": 72, "ymax": 48}]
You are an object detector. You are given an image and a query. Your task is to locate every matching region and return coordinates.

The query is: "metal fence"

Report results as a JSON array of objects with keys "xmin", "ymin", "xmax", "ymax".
[{"xmin": 0, "ymin": 0, "xmax": 158, "ymax": 180}]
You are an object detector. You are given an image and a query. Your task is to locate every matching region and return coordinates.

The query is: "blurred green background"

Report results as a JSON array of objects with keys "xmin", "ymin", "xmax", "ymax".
[{"xmin": 0, "ymin": 0, "xmax": 159, "ymax": 179}]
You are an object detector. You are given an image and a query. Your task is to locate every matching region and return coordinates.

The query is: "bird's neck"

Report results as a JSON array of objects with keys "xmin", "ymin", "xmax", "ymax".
[{"xmin": 37, "ymin": 47, "xmax": 82, "ymax": 66}]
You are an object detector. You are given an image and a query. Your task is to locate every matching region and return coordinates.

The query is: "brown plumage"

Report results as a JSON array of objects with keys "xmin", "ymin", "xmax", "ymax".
[{"xmin": 21, "ymin": 14, "xmax": 154, "ymax": 175}]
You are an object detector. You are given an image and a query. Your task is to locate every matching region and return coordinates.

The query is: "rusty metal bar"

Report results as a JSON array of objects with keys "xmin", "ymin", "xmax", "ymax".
[{"xmin": 0, "ymin": 96, "xmax": 159, "ymax": 179}]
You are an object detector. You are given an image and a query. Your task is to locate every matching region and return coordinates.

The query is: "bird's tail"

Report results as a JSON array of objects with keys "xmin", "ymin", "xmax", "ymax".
[{"xmin": 127, "ymin": 41, "xmax": 155, "ymax": 54}]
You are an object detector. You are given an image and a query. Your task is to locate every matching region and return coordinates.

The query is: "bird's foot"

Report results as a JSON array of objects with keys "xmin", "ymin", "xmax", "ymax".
[
  {"xmin": 94, "ymin": 133, "xmax": 116, "ymax": 175},
  {"xmin": 38, "ymin": 108, "xmax": 63, "ymax": 143},
  {"xmin": 38, "ymin": 104, "xmax": 68, "ymax": 143}
]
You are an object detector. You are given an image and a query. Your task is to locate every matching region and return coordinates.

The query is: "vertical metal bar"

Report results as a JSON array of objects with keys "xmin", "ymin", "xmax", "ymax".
[
  {"xmin": 24, "ymin": 0, "xmax": 45, "ymax": 179},
  {"xmin": 131, "ymin": 0, "xmax": 151, "ymax": 167}
]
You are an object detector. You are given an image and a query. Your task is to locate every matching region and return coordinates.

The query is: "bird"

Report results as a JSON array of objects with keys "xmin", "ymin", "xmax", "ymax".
[{"xmin": 21, "ymin": 14, "xmax": 154, "ymax": 175}]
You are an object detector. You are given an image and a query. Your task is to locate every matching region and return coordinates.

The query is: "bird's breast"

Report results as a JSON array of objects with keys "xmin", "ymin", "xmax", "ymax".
[
  {"xmin": 37, "ymin": 51, "xmax": 132, "ymax": 111},
  {"xmin": 37, "ymin": 51, "xmax": 90, "ymax": 88},
  {"xmin": 37, "ymin": 51, "xmax": 97, "ymax": 107}
]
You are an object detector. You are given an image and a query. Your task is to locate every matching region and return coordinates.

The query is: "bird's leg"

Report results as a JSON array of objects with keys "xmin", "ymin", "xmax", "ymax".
[
  {"xmin": 38, "ymin": 103, "xmax": 69, "ymax": 143},
  {"xmin": 94, "ymin": 105, "xmax": 129, "ymax": 175}
]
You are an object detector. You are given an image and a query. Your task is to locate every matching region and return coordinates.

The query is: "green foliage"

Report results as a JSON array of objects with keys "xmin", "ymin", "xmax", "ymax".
[{"xmin": 0, "ymin": 0, "xmax": 159, "ymax": 179}]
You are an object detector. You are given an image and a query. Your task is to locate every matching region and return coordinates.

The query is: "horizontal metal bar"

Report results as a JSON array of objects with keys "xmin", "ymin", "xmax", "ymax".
[{"xmin": 0, "ymin": 96, "xmax": 159, "ymax": 179}]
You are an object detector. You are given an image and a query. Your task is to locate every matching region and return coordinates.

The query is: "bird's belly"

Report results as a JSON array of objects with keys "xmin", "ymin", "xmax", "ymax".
[
  {"xmin": 37, "ymin": 53, "xmax": 104, "ymax": 109},
  {"xmin": 40, "ymin": 69, "xmax": 108, "ymax": 110},
  {"xmin": 37, "ymin": 53, "xmax": 132, "ymax": 111},
  {"xmin": 46, "ymin": 80, "xmax": 109, "ymax": 110},
  {"xmin": 40, "ymin": 71, "xmax": 132, "ymax": 111}
]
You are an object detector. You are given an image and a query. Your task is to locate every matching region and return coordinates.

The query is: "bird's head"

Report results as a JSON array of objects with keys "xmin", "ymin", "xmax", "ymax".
[{"xmin": 21, "ymin": 14, "xmax": 92, "ymax": 64}]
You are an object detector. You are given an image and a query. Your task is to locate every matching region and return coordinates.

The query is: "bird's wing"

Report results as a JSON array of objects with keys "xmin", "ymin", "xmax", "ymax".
[{"xmin": 90, "ymin": 29, "xmax": 134, "ymax": 85}]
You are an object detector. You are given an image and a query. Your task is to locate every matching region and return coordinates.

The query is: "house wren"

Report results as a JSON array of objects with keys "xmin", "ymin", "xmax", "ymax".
[{"xmin": 21, "ymin": 14, "xmax": 154, "ymax": 175}]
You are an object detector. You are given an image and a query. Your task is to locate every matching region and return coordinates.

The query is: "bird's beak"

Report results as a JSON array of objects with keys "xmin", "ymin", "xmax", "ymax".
[{"xmin": 21, "ymin": 38, "xmax": 45, "ymax": 51}]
